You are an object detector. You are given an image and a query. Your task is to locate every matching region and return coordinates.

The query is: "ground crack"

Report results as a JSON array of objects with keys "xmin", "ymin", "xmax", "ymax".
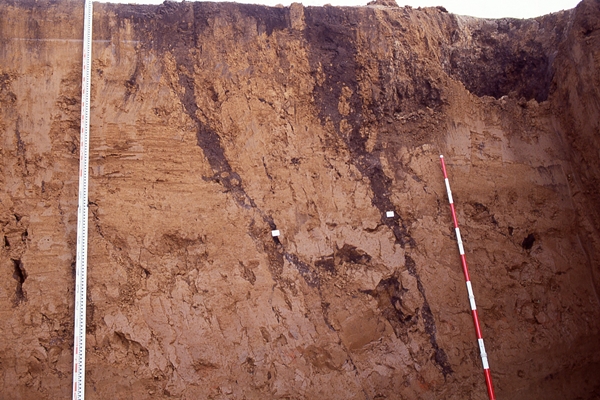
[
  {"xmin": 164, "ymin": 16, "xmax": 323, "ymax": 290},
  {"xmin": 304, "ymin": 7, "xmax": 451, "ymax": 375},
  {"xmin": 12, "ymin": 258, "xmax": 27, "ymax": 306}
]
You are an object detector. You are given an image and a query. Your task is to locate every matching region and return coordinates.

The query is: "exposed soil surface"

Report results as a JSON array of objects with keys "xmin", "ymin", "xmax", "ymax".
[{"xmin": 1, "ymin": 0, "xmax": 599, "ymax": 399}]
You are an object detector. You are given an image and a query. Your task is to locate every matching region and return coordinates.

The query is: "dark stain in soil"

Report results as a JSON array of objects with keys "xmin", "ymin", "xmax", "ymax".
[
  {"xmin": 12, "ymin": 258, "xmax": 27, "ymax": 306},
  {"xmin": 120, "ymin": 2, "xmax": 321, "ymax": 289},
  {"xmin": 304, "ymin": 6, "xmax": 452, "ymax": 376},
  {"xmin": 522, "ymin": 233, "xmax": 536, "ymax": 250}
]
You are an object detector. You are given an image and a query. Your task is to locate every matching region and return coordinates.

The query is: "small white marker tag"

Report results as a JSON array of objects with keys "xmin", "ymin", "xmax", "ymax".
[
  {"xmin": 271, "ymin": 230, "xmax": 280, "ymax": 237},
  {"xmin": 386, "ymin": 211, "xmax": 394, "ymax": 218}
]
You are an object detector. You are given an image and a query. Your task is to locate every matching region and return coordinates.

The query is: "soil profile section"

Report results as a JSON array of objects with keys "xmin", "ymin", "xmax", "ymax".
[{"xmin": 0, "ymin": 0, "xmax": 599, "ymax": 399}]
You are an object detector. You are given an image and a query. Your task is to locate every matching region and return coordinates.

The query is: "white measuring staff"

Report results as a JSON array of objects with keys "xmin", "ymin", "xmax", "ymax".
[{"xmin": 72, "ymin": 1, "xmax": 93, "ymax": 399}]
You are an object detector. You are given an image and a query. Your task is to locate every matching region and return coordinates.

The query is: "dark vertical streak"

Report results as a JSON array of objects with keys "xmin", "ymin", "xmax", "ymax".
[
  {"xmin": 12, "ymin": 258, "xmax": 27, "ymax": 306},
  {"xmin": 122, "ymin": 2, "xmax": 318, "ymax": 287},
  {"xmin": 304, "ymin": 7, "xmax": 452, "ymax": 376}
]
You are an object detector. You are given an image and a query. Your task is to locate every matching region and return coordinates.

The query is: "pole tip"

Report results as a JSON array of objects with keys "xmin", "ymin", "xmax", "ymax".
[{"xmin": 440, "ymin": 155, "xmax": 444, "ymax": 158}]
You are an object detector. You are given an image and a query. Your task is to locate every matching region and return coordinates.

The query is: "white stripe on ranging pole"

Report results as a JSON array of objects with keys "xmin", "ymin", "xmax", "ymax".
[
  {"xmin": 439, "ymin": 155, "xmax": 496, "ymax": 400},
  {"xmin": 73, "ymin": 1, "xmax": 93, "ymax": 399}
]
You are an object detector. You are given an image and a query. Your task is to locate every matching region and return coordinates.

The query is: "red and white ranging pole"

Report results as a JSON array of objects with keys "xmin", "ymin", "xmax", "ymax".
[{"xmin": 439, "ymin": 155, "xmax": 496, "ymax": 400}]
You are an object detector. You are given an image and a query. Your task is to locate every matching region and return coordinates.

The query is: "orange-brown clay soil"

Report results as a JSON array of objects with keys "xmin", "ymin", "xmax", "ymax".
[{"xmin": 1, "ymin": 0, "xmax": 599, "ymax": 398}]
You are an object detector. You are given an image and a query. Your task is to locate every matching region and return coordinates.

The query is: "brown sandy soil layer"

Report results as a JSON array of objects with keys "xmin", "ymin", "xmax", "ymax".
[{"xmin": 1, "ymin": 0, "xmax": 599, "ymax": 398}]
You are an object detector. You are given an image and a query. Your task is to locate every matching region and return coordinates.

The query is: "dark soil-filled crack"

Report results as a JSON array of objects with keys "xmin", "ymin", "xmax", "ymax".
[
  {"xmin": 304, "ymin": 6, "xmax": 452, "ymax": 376},
  {"xmin": 12, "ymin": 258, "xmax": 27, "ymax": 306},
  {"xmin": 131, "ymin": 2, "xmax": 322, "ymax": 290},
  {"xmin": 405, "ymin": 255, "xmax": 453, "ymax": 377}
]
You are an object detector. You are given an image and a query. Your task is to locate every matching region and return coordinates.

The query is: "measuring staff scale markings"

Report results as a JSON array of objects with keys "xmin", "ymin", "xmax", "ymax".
[{"xmin": 72, "ymin": 0, "xmax": 93, "ymax": 399}]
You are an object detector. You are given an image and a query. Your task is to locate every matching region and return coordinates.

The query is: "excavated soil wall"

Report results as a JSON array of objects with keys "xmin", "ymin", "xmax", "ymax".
[{"xmin": 1, "ymin": 0, "xmax": 599, "ymax": 398}]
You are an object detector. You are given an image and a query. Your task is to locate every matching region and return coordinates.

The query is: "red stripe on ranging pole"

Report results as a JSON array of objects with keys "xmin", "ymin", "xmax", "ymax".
[
  {"xmin": 449, "ymin": 203, "xmax": 459, "ymax": 227},
  {"xmin": 439, "ymin": 155, "xmax": 496, "ymax": 400},
  {"xmin": 472, "ymin": 310, "xmax": 483, "ymax": 338},
  {"xmin": 460, "ymin": 254, "xmax": 470, "ymax": 281}
]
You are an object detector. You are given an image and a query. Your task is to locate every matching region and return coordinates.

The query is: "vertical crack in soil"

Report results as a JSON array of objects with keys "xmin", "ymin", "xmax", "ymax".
[
  {"xmin": 176, "ymin": 59, "xmax": 252, "ymax": 210},
  {"xmin": 303, "ymin": 7, "xmax": 413, "ymax": 247},
  {"xmin": 132, "ymin": 2, "xmax": 320, "ymax": 289},
  {"xmin": 304, "ymin": 7, "xmax": 452, "ymax": 376},
  {"xmin": 405, "ymin": 255, "xmax": 453, "ymax": 377},
  {"xmin": 12, "ymin": 258, "xmax": 27, "ymax": 306},
  {"xmin": 15, "ymin": 117, "xmax": 25, "ymax": 156}
]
